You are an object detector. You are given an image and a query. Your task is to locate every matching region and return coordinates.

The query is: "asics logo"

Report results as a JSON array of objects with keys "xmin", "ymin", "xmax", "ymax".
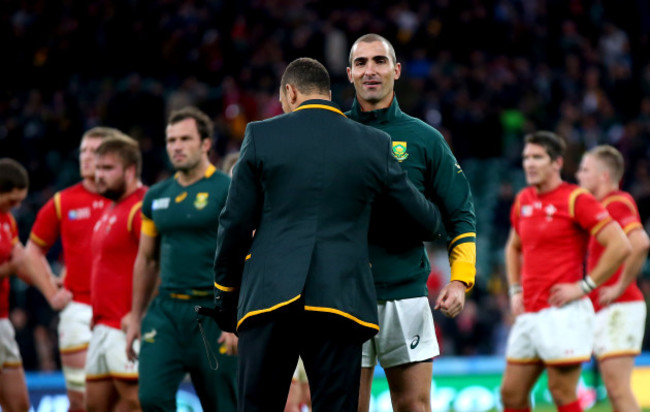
[{"xmin": 410, "ymin": 335, "xmax": 421, "ymax": 349}]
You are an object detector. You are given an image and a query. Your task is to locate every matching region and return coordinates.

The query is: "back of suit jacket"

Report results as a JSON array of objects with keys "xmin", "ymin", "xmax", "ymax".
[{"xmin": 214, "ymin": 99, "xmax": 439, "ymax": 340}]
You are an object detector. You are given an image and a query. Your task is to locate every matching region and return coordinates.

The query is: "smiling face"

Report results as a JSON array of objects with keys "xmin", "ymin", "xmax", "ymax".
[
  {"xmin": 165, "ymin": 118, "xmax": 210, "ymax": 173},
  {"xmin": 522, "ymin": 143, "xmax": 562, "ymax": 190},
  {"xmin": 347, "ymin": 40, "xmax": 401, "ymax": 110}
]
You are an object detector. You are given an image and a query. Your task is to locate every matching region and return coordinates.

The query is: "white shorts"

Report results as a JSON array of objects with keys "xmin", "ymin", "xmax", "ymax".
[
  {"xmin": 0, "ymin": 318, "xmax": 22, "ymax": 370},
  {"xmin": 85, "ymin": 324, "xmax": 138, "ymax": 381},
  {"xmin": 506, "ymin": 298, "xmax": 594, "ymax": 365},
  {"xmin": 362, "ymin": 296, "xmax": 439, "ymax": 369},
  {"xmin": 594, "ymin": 301, "xmax": 647, "ymax": 360},
  {"xmin": 58, "ymin": 301, "xmax": 92, "ymax": 354}
]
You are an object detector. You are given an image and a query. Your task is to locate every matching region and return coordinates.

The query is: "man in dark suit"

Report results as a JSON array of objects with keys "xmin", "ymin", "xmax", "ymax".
[{"xmin": 213, "ymin": 57, "xmax": 442, "ymax": 412}]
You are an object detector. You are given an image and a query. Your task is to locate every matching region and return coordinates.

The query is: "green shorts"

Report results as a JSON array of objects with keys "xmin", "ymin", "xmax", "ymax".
[{"xmin": 138, "ymin": 295, "xmax": 237, "ymax": 411}]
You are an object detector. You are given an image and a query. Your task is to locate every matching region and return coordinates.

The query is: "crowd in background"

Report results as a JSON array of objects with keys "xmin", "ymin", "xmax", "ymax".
[{"xmin": 2, "ymin": 0, "xmax": 650, "ymax": 370}]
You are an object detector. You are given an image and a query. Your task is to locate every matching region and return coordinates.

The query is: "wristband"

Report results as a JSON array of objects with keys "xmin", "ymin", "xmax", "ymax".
[
  {"xmin": 508, "ymin": 283, "xmax": 522, "ymax": 297},
  {"xmin": 579, "ymin": 277, "xmax": 596, "ymax": 295}
]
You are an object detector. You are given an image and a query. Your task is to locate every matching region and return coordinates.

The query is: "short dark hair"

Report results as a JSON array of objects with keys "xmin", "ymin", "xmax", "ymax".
[
  {"xmin": 280, "ymin": 58, "xmax": 330, "ymax": 96},
  {"xmin": 349, "ymin": 33, "xmax": 397, "ymax": 66},
  {"xmin": 0, "ymin": 158, "xmax": 29, "ymax": 193},
  {"xmin": 588, "ymin": 145, "xmax": 625, "ymax": 183},
  {"xmin": 95, "ymin": 135, "xmax": 142, "ymax": 177},
  {"xmin": 524, "ymin": 131, "xmax": 566, "ymax": 161},
  {"xmin": 168, "ymin": 107, "xmax": 214, "ymax": 141}
]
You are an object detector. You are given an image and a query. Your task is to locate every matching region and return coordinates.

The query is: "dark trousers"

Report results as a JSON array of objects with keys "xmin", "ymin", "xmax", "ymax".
[{"xmin": 237, "ymin": 305, "xmax": 363, "ymax": 412}]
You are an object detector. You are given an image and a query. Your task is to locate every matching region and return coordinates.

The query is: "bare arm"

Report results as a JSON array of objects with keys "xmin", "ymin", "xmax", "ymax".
[
  {"xmin": 550, "ymin": 222, "xmax": 631, "ymax": 306},
  {"xmin": 598, "ymin": 228, "xmax": 650, "ymax": 305},
  {"xmin": 505, "ymin": 228, "xmax": 524, "ymax": 316},
  {"xmin": 24, "ymin": 241, "xmax": 67, "ymax": 308},
  {"xmin": 126, "ymin": 232, "xmax": 160, "ymax": 361}
]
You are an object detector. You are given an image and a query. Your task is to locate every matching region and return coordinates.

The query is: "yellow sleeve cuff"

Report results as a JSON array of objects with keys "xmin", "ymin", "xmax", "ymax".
[
  {"xmin": 450, "ymin": 261, "xmax": 476, "ymax": 291},
  {"xmin": 141, "ymin": 215, "xmax": 158, "ymax": 237},
  {"xmin": 214, "ymin": 282, "xmax": 238, "ymax": 292}
]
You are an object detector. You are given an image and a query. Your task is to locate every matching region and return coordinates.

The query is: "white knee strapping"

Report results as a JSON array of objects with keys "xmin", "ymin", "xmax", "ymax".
[{"xmin": 62, "ymin": 365, "xmax": 86, "ymax": 392}]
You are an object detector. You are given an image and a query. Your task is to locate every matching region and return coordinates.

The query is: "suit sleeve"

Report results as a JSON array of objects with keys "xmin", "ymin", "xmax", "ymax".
[
  {"xmin": 426, "ymin": 135, "xmax": 477, "ymax": 289},
  {"xmin": 382, "ymin": 137, "xmax": 442, "ymax": 241},
  {"xmin": 213, "ymin": 124, "xmax": 262, "ymax": 306}
]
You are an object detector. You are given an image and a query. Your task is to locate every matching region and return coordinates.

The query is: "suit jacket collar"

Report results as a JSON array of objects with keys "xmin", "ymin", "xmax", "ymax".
[
  {"xmin": 348, "ymin": 95, "xmax": 402, "ymax": 125},
  {"xmin": 295, "ymin": 99, "xmax": 346, "ymax": 117}
]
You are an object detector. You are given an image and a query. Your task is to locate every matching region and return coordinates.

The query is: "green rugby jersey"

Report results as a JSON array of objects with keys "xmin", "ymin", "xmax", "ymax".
[
  {"xmin": 141, "ymin": 165, "xmax": 230, "ymax": 293},
  {"xmin": 348, "ymin": 97, "xmax": 477, "ymax": 300}
]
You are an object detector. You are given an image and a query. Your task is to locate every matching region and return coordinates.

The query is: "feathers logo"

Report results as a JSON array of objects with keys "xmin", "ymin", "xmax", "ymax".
[{"xmin": 392, "ymin": 141, "xmax": 409, "ymax": 162}]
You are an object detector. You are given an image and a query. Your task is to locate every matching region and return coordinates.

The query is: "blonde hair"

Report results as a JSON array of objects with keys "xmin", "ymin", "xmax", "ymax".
[{"xmin": 588, "ymin": 145, "xmax": 624, "ymax": 183}]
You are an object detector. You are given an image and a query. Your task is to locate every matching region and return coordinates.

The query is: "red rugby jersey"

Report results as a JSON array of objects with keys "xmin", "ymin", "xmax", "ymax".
[
  {"xmin": 30, "ymin": 183, "xmax": 108, "ymax": 304},
  {"xmin": 587, "ymin": 190, "xmax": 644, "ymax": 312},
  {"xmin": 0, "ymin": 212, "xmax": 18, "ymax": 318},
  {"xmin": 90, "ymin": 186, "xmax": 146, "ymax": 329},
  {"xmin": 511, "ymin": 182, "xmax": 612, "ymax": 312}
]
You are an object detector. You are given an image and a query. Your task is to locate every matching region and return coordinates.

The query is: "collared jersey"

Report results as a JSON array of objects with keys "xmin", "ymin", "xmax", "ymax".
[
  {"xmin": 30, "ymin": 183, "xmax": 108, "ymax": 304},
  {"xmin": 587, "ymin": 190, "xmax": 644, "ymax": 312},
  {"xmin": 347, "ymin": 97, "xmax": 476, "ymax": 299},
  {"xmin": 511, "ymin": 182, "xmax": 612, "ymax": 312},
  {"xmin": 90, "ymin": 187, "xmax": 146, "ymax": 329},
  {"xmin": 141, "ymin": 165, "xmax": 230, "ymax": 294},
  {"xmin": 0, "ymin": 212, "xmax": 19, "ymax": 318}
]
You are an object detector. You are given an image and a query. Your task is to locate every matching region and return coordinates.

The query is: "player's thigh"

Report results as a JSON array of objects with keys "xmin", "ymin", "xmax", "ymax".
[
  {"xmin": 598, "ymin": 356, "xmax": 635, "ymax": 393},
  {"xmin": 545, "ymin": 363, "xmax": 582, "ymax": 402},
  {"xmin": 138, "ymin": 302, "xmax": 187, "ymax": 406},
  {"xmin": 500, "ymin": 361, "xmax": 544, "ymax": 404},
  {"xmin": 0, "ymin": 366, "xmax": 29, "ymax": 412},
  {"xmin": 114, "ymin": 379, "xmax": 141, "ymax": 411},
  {"xmin": 385, "ymin": 361, "xmax": 432, "ymax": 411},
  {"xmin": 594, "ymin": 301, "xmax": 646, "ymax": 360},
  {"xmin": 374, "ymin": 297, "xmax": 439, "ymax": 369},
  {"xmin": 86, "ymin": 379, "xmax": 118, "ymax": 412}
]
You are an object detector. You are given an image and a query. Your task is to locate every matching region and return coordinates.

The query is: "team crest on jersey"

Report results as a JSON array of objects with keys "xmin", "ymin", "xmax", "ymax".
[
  {"xmin": 392, "ymin": 141, "xmax": 409, "ymax": 162},
  {"xmin": 194, "ymin": 192, "xmax": 209, "ymax": 210}
]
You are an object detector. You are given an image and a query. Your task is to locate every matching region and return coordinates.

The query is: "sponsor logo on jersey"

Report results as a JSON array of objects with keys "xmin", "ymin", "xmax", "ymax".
[
  {"xmin": 68, "ymin": 207, "xmax": 91, "ymax": 220},
  {"xmin": 175, "ymin": 192, "xmax": 187, "ymax": 203},
  {"xmin": 392, "ymin": 141, "xmax": 409, "ymax": 162},
  {"xmin": 410, "ymin": 334, "xmax": 421, "ymax": 349},
  {"xmin": 152, "ymin": 197, "xmax": 170, "ymax": 210},
  {"xmin": 521, "ymin": 205, "xmax": 533, "ymax": 217},
  {"xmin": 194, "ymin": 192, "xmax": 209, "ymax": 210}
]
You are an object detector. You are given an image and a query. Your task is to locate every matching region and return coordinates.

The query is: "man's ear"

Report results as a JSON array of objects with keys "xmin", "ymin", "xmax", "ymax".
[{"xmin": 286, "ymin": 84, "xmax": 298, "ymax": 104}]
